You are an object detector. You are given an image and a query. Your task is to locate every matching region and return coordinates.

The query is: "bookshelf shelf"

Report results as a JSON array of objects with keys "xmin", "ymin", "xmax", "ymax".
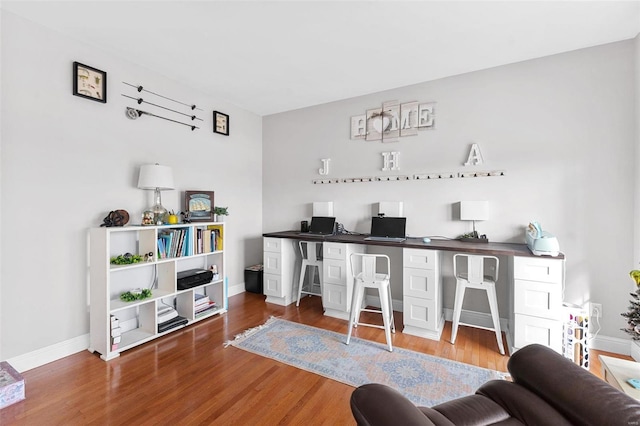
[{"xmin": 89, "ymin": 222, "xmax": 227, "ymax": 361}]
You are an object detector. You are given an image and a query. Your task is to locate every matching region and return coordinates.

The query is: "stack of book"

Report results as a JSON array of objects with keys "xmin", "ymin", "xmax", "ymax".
[
  {"xmin": 194, "ymin": 293, "xmax": 217, "ymax": 319},
  {"xmin": 110, "ymin": 315, "xmax": 121, "ymax": 351},
  {"xmin": 157, "ymin": 227, "xmax": 193, "ymax": 259}
]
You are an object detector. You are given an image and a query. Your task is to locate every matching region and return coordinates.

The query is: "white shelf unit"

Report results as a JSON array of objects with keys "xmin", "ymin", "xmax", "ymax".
[{"xmin": 89, "ymin": 222, "xmax": 226, "ymax": 361}]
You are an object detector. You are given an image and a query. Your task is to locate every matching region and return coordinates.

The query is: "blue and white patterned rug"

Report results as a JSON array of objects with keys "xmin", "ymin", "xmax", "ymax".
[{"xmin": 225, "ymin": 317, "xmax": 505, "ymax": 407}]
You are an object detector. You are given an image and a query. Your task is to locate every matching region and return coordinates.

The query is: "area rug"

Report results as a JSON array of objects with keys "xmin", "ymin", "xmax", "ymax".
[{"xmin": 225, "ymin": 317, "xmax": 505, "ymax": 407}]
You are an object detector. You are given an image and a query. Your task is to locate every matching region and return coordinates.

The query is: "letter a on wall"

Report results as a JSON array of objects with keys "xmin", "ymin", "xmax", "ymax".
[{"xmin": 464, "ymin": 143, "xmax": 484, "ymax": 166}]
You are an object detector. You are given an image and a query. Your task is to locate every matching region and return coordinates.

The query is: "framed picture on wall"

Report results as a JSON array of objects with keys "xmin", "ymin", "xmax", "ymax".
[
  {"xmin": 184, "ymin": 191, "xmax": 215, "ymax": 222},
  {"xmin": 73, "ymin": 62, "xmax": 107, "ymax": 103},
  {"xmin": 213, "ymin": 111, "xmax": 229, "ymax": 136}
]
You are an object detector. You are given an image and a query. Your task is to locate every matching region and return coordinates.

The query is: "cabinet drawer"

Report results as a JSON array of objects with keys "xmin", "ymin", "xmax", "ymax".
[
  {"xmin": 323, "ymin": 283, "xmax": 349, "ymax": 312},
  {"xmin": 403, "ymin": 267, "xmax": 437, "ymax": 300},
  {"xmin": 263, "ymin": 251, "xmax": 282, "ymax": 275},
  {"xmin": 323, "ymin": 242, "xmax": 347, "ymax": 260},
  {"xmin": 403, "ymin": 295, "xmax": 438, "ymax": 330},
  {"xmin": 324, "ymin": 259, "xmax": 347, "ymax": 285},
  {"xmin": 513, "ymin": 256, "xmax": 563, "ymax": 283},
  {"xmin": 514, "ymin": 313, "xmax": 562, "ymax": 353},
  {"xmin": 514, "ymin": 279, "xmax": 562, "ymax": 320},
  {"xmin": 403, "ymin": 249, "xmax": 437, "ymax": 270},
  {"xmin": 263, "ymin": 237, "xmax": 282, "ymax": 253},
  {"xmin": 263, "ymin": 273, "xmax": 284, "ymax": 297}
]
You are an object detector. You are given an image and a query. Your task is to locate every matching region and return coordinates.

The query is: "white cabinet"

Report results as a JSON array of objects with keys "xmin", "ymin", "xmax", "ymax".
[
  {"xmin": 402, "ymin": 249, "xmax": 443, "ymax": 340},
  {"xmin": 510, "ymin": 256, "xmax": 564, "ymax": 354},
  {"xmin": 321, "ymin": 242, "xmax": 365, "ymax": 320},
  {"xmin": 263, "ymin": 237, "xmax": 297, "ymax": 305},
  {"xmin": 89, "ymin": 223, "xmax": 226, "ymax": 361}
]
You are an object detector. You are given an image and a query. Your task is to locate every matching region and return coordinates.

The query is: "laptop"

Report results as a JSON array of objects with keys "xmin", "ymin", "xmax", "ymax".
[
  {"xmin": 364, "ymin": 217, "xmax": 407, "ymax": 242},
  {"xmin": 298, "ymin": 216, "xmax": 336, "ymax": 236}
]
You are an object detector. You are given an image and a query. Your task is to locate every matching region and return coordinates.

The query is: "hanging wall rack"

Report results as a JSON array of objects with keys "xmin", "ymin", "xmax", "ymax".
[
  {"xmin": 125, "ymin": 107, "xmax": 199, "ymax": 131},
  {"xmin": 122, "ymin": 82, "xmax": 203, "ymax": 111},
  {"xmin": 121, "ymin": 94, "xmax": 203, "ymax": 122},
  {"xmin": 121, "ymin": 82, "xmax": 203, "ymax": 131}
]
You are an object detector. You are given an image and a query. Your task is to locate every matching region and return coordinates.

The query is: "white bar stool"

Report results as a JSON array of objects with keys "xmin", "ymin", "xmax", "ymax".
[
  {"xmin": 451, "ymin": 253, "xmax": 505, "ymax": 355},
  {"xmin": 346, "ymin": 253, "xmax": 395, "ymax": 352},
  {"xmin": 296, "ymin": 241, "xmax": 323, "ymax": 306}
]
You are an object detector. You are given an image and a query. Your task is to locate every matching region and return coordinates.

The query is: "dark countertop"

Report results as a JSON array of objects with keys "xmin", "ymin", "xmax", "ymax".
[{"xmin": 262, "ymin": 230, "xmax": 565, "ymax": 259}]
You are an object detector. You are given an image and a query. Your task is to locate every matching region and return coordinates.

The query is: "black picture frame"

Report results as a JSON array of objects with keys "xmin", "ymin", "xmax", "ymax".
[
  {"xmin": 73, "ymin": 61, "xmax": 107, "ymax": 103},
  {"xmin": 184, "ymin": 191, "xmax": 215, "ymax": 222},
  {"xmin": 213, "ymin": 111, "xmax": 229, "ymax": 136}
]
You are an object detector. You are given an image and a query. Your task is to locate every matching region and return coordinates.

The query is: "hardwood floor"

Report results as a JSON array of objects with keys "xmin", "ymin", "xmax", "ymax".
[{"xmin": 1, "ymin": 292, "xmax": 632, "ymax": 425}]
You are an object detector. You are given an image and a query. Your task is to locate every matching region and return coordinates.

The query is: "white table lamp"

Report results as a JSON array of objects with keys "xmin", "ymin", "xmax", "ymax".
[
  {"xmin": 138, "ymin": 163, "xmax": 174, "ymax": 225},
  {"xmin": 460, "ymin": 200, "xmax": 489, "ymax": 238}
]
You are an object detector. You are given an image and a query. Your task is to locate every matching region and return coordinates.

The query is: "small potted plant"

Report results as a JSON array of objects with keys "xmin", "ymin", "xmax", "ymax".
[{"xmin": 213, "ymin": 206, "xmax": 229, "ymax": 222}]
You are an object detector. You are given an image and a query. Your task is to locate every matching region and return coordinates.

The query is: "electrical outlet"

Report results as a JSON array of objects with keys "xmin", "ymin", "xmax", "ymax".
[{"xmin": 591, "ymin": 303, "xmax": 602, "ymax": 318}]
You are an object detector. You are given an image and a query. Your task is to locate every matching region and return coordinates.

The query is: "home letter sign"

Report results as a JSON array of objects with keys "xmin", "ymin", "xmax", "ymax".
[
  {"xmin": 319, "ymin": 158, "xmax": 331, "ymax": 175},
  {"xmin": 464, "ymin": 144, "xmax": 484, "ymax": 166},
  {"xmin": 382, "ymin": 152, "xmax": 400, "ymax": 171}
]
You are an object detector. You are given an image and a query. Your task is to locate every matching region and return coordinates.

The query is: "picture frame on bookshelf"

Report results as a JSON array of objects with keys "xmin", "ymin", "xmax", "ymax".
[
  {"xmin": 72, "ymin": 61, "xmax": 107, "ymax": 103},
  {"xmin": 184, "ymin": 191, "xmax": 215, "ymax": 222}
]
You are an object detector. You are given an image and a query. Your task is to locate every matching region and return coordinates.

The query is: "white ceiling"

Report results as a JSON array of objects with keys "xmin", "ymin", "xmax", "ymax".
[{"xmin": 2, "ymin": 1, "xmax": 640, "ymax": 116}]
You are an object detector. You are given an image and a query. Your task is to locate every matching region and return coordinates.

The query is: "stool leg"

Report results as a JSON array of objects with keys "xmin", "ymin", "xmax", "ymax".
[
  {"xmin": 346, "ymin": 281, "xmax": 363, "ymax": 345},
  {"xmin": 451, "ymin": 281, "xmax": 466, "ymax": 345},
  {"xmin": 379, "ymin": 282, "xmax": 393, "ymax": 352},
  {"xmin": 486, "ymin": 284, "xmax": 505, "ymax": 355},
  {"xmin": 387, "ymin": 283, "xmax": 395, "ymax": 333},
  {"xmin": 296, "ymin": 262, "xmax": 307, "ymax": 307},
  {"xmin": 317, "ymin": 264, "xmax": 324, "ymax": 304}
]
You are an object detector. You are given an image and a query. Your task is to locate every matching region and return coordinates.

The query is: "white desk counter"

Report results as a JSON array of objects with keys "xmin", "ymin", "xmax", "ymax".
[{"xmin": 263, "ymin": 231, "xmax": 565, "ymax": 354}]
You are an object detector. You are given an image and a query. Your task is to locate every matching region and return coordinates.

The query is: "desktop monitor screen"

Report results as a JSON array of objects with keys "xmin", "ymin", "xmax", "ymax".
[
  {"xmin": 370, "ymin": 217, "xmax": 406, "ymax": 238},
  {"xmin": 309, "ymin": 216, "xmax": 336, "ymax": 234}
]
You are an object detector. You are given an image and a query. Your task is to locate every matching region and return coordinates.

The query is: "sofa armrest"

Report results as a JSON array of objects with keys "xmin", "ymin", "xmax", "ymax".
[{"xmin": 351, "ymin": 383, "xmax": 439, "ymax": 426}]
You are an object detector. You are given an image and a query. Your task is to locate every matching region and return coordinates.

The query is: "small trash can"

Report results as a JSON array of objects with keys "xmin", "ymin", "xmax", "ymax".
[{"xmin": 244, "ymin": 264, "xmax": 264, "ymax": 294}]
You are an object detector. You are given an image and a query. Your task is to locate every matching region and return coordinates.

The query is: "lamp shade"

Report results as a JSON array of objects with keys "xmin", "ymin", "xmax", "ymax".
[
  {"xmin": 460, "ymin": 201, "xmax": 489, "ymax": 221},
  {"xmin": 137, "ymin": 164, "xmax": 174, "ymax": 190}
]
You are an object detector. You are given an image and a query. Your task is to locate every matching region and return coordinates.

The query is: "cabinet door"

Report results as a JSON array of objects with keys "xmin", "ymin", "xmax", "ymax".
[
  {"xmin": 263, "ymin": 237, "xmax": 281, "ymax": 253},
  {"xmin": 263, "ymin": 251, "xmax": 282, "ymax": 275},
  {"xmin": 513, "ymin": 256, "xmax": 563, "ymax": 283},
  {"xmin": 324, "ymin": 259, "xmax": 347, "ymax": 285},
  {"xmin": 514, "ymin": 279, "xmax": 562, "ymax": 320},
  {"xmin": 403, "ymin": 249, "xmax": 437, "ymax": 270},
  {"xmin": 403, "ymin": 295, "xmax": 437, "ymax": 330},
  {"xmin": 514, "ymin": 313, "xmax": 563, "ymax": 353},
  {"xmin": 323, "ymin": 283, "xmax": 349, "ymax": 312},
  {"xmin": 403, "ymin": 267, "xmax": 436, "ymax": 300},
  {"xmin": 263, "ymin": 273, "xmax": 284, "ymax": 297},
  {"xmin": 323, "ymin": 242, "xmax": 347, "ymax": 260}
]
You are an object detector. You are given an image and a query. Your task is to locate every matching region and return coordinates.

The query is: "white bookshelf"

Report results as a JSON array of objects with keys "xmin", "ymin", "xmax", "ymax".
[{"xmin": 88, "ymin": 222, "xmax": 226, "ymax": 361}]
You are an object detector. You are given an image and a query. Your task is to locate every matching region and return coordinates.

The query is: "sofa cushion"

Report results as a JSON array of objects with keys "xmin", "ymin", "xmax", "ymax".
[
  {"xmin": 476, "ymin": 380, "xmax": 572, "ymax": 425},
  {"xmin": 508, "ymin": 344, "xmax": 640, "ymax": 426},
  {"xmin": 431, "ymin": 394, "xmax": 513, "ymax": 426}
]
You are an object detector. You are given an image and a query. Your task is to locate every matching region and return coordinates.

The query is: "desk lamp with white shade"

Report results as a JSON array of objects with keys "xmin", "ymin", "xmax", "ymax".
[
  {"xmin": 138, "ymin": 163, "xmax": 174, "ymax": 225},
  {"xmin": 459, "ymin": 200, "xmax": 489, "ymax": 243}
]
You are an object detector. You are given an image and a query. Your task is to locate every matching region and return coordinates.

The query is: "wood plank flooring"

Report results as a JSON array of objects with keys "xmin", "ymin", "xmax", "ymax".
[{"xmin": 0, "ymin": 292, "xmax": 632, "ymax": 425}]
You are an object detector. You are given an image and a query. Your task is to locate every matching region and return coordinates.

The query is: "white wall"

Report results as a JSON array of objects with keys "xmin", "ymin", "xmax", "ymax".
[
  {"xmin": 263, "ymin": 40, "xmax": 636, "ymax": 342},
  {"xmin": 0, "ymin": 12, "xmax": 263, "ymax": 361}
]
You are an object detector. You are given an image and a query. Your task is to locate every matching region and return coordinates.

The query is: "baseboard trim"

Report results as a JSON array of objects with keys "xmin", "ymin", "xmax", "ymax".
[
  {"xmin": 589, "ymin": 334, "xmax": 633, "ymax": 356},
  {"xmin": 6, "ymin": 334, "xmax": 89, "ymax": 373},
  {"xmin": 228, "ymin": 283, "xmax": 245, "ymax": 297}
]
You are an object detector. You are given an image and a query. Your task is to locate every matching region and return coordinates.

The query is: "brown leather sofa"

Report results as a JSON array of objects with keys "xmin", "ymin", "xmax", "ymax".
[{"xmin": 351, "ymin": 344, "xmax": 640, "ymax": 426}]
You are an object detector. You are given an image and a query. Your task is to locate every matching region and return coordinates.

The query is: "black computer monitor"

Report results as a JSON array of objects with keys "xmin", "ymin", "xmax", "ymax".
[{"xmin": 370, "ymin": 217, "xmax": 406, "ymax": 238}]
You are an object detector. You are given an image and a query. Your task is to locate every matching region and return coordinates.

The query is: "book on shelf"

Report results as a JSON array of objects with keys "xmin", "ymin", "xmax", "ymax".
[
  {"xmin": 203, "ymin": 229, "xmax": 212, "ymax": 253},
  {"xmin": 195, "ymin": 301, "xmax": 216, "ymax": 314},
  {"xmin": 158, "ymin": 315, "xmax": 188, "ymax": 333},
  {"xmin": 208, "ymin": 224, "xmax": 224, "ymax": 251},
  {"xmin": 111, "ymin": 335, "xmax": 122, "ymax": 345},
  {"xmin": 110, "ymin": 315, "xmax": 119, "ymax": 329},
  {"xmin": 194, "ymin": 293, "xmax": 210, "ymax": 306},
  {"xmin": 195, "ymin": 305, "xmax": 218, "ymax": 318},
  {"xmin": 111, "ymin": 344, "xmax": 119, "ymax": 351},
  {"xmin": 111, "ymin": 327, "xmax": 122, "ymax": 337}
]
